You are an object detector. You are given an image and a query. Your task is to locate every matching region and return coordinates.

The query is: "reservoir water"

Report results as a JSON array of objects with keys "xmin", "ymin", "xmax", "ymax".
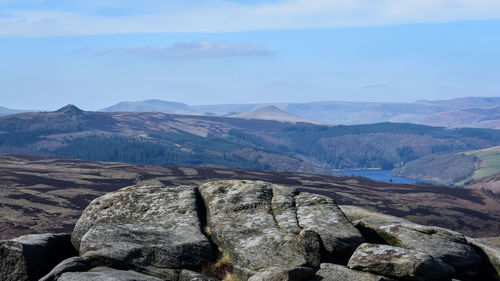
[{"xmin": 338, "ymin": 169, "xmax": 430, "ymax": 184}]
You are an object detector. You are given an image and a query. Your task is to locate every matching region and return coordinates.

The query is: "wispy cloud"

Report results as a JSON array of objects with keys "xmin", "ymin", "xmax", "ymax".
[
  {"xmin": 1, "ymin": 0, "xmax": 500, "ymax": 37},
  {"xmin": 95, "ymin": 41, "xmax": 273, "ymax": 59}
]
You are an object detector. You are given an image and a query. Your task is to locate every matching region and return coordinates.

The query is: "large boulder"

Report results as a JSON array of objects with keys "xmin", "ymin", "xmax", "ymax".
[
  {"xmin": 199, "ymin": 180, "xmax": 365, "ymax": 279},
  {"xmin": 467, "ymin": 237, "xmax": 500, "ymax": 281},
  {"xmin": 295, "ymin": 193, "xmax": 364, "ymax": 263},
  {"xmin": 355, "ymin": 217, "xmax": 482, "ymax": 279},
  {"xmin": 71, "ymin": 184, "xmax": 214, "ymax": 278},
  {"xmin": 0, "ymin": 233, "xmax": 77, "ymax": 281},
  {"xmin": 311, "ymin": 263, "xmax": 395, "ymax": 281},
  {"xmin": 56, "ymin": 266, "xmax": 163, "ymax": 281},
  {"xmin": 348, "ymin": 243, "xmax": 454, "ymax": 281},
  {"xmin": 199, "ymin": 181, "xmax": 308, "ymax": 278}
]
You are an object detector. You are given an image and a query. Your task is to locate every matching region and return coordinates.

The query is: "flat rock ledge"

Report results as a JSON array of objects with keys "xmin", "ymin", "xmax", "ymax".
[
  {"xmin": 347, "ymin": 243, "xmax": 454, "ymax": 281},
  {"xmin": 0, "ymin": 180, "xmax": 499, "ymax": 281}
]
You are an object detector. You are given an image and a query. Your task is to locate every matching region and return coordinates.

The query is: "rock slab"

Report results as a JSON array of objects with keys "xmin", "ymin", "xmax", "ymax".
[
  {"xmin": 312, "ymin": 263, "xmax": 395, "ymax": 281},
  {"xmin": 199, "ymin": 180, "xmax": 307, "ymax": 277},
  {"xmin": 0, "ymin": 233, "xmax": 77, "ymax": 281},
  {"xmin": 71, "ymin": 184, "xmax": 214, "ymax": 277},
  {"xmin": 57, "ymin": 266, "xmax": 163, "ymax": 281},
  {"xmin": 355, "ymin": 217, "xmax": 481, "ymax": 279},
  {"xmin": 348, "ymin": 243, "xmax": 454, "ymax": 281}
]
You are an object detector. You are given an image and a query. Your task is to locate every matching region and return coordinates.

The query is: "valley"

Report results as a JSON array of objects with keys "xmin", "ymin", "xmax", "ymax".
[{"xmin": 3, "ymin": 105, "xmax": 500, "ymax": 179}]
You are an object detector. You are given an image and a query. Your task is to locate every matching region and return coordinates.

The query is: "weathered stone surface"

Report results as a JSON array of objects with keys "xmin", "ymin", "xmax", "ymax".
[
  {"xmin": 355, "ymin": 217, "xmax": 481, "ymax": 279},
  {"xmin": 56, "ymin": 266, "xmax": 164, "ymax": 281},
  {"xmin": 199, "ymin": 180, "xmax": 307, "ymax": 278},
  {"xmin": 297, "ymin": 230, "xmax": 321, "ymax": 268},
  {"xmin": 295, "ymin": 193, "xmax": 364, "ymax": 263},
  {"xmin": 339, "ymin": 205, "xmax": 408, "ymax": 223},
  {"xmin": 0, "ymin": 233, "xmax": 77, "ymax": 281},
  {"xmin": 312, "ymin": 263, "xmax": 395, "ymax": 281},
  {"xmin": 348, "ymin": 243, "xmax": 454, "ymax": 281},
  {"xmin": 179, "ymin": 269, "xmax": 219, "ymax": 281},
  {"xmin": 71, "ymin": 184, "xmax": 214, "ymax": 276},
  {"xmin": 247, "ymin": 266, "xmax": 314, "ymax": 281},
  {"xmin": 271, "ymin": 186, "xmax": 302, "ymax": 234},
  {"xmin": 39, "ymin": 257, "xmax": 90, "ymax": 281},
  {"xmin": 467, "ymin": 237, "xmax": 500, "ymax": 281}
]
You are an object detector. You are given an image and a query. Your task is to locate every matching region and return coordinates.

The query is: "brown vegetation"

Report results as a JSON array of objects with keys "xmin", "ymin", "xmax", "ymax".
[{"xmin": 0, "ymin": 154, "xmax": 499, "ymax": 240}]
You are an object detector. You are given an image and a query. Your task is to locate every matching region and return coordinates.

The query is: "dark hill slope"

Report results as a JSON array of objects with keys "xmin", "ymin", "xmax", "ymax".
[
  {"xmin": 0, "ymin": 154, "xmax": 499, "ymax": 240},
  {"xmin": 2, "ymin": 106, "xmax": 500, "ymax": 173}
]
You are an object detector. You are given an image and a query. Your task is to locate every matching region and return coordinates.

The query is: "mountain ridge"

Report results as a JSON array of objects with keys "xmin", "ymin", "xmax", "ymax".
[
  {"xmin": 3, "ymin": 106, "xmax": 500, "ymax": 178},
  {"xmin": 99, "ymin": 96, "xmax": 500, "ymax": 127}
]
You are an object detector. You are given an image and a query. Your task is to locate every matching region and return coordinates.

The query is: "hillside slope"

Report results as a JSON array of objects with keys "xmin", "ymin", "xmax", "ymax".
[
  {"xmin": 394, "ymin": 145, "xmax": 500, "ymax": 188},
  {"xmin": 3, "ymin": 105, "xmax": 500, "ymax": 174},
  {"xmin": 391, "ymin": 153, "xmax": 478, "ymax": 185},
  {"xmin": 423, "ymin": 105, "xmax": 500, "ymax": 129},
  {"xmin": 1, "ymin": 154, "xmax": 498, "ymax": 240}
]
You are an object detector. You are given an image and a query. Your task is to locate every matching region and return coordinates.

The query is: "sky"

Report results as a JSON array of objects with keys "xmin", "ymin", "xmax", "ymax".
[{"xmin": 0, "ymin": 0, "xmax": 500, "ymax": 111}]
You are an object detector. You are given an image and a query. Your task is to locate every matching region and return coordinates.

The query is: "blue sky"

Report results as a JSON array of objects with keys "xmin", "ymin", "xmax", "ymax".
[{"xmin": 1, "ymin": 0, "xmax": 500, "ymax": 110}]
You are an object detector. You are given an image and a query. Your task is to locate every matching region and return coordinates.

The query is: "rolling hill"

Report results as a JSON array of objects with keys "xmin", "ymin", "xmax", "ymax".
[
  {"xmin": 423, "ymin": 105, "xmax": 500, "ymax": 129},
  {"xmin": 393, "ymin": 145, "xmax": 500, "ymax": 190},
  {"xmin": 229, "ymin": 105, "xmax": 323, "ymax": 124},
  {"xmin": 3, "ymin": 105, "xmax": 500, "ymax": 176},
  {"xmin": 101, "ymin": 96, "xmax": 500, "ymax": 126}
]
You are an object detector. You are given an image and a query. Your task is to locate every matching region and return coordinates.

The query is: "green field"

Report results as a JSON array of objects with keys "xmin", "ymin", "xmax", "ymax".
[{"xmin": 457, "ymin": 146, "xmax": 500, "ymax": 185}]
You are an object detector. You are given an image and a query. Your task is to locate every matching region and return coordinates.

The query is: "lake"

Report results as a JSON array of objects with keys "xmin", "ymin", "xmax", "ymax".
[{"xmin": 338, "ymin": 169, "xmax": 431, "ymax": 184}]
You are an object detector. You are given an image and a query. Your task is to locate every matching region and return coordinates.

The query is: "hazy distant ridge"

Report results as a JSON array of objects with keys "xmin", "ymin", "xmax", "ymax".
[{"xmin": 101, "ymin": 96, "xmax": 500, "ymax": 128}]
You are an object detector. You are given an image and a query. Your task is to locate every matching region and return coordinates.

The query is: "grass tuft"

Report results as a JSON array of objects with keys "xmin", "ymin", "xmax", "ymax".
[{"xmin": 202, "ymin": 249, "xmax": 233, "ymax": 280}]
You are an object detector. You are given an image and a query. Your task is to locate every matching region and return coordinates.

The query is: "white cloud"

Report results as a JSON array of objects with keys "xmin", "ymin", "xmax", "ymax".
[
  {"xmin": 1, "ymin": 0, "xmax": 500, "ymax": 37},
  {"xmin": 96, "ymin": 41, "xmax": 274, "ymax": 59}
]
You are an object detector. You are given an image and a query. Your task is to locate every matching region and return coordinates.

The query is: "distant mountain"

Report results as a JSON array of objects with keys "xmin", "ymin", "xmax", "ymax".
[
  {"xmin": 422, "ymin": 105, "xmax": 500, "ymax": 129},
  {"xmin": 229, "ymin": 105, "xmax": 323, "ymax": 124},
  {"xmin": 101, "ymin": 99, "xmax": 195, "ymax": 115},
  {"xmin": 418, "ymin": 96, "xmax": 500, "ymax": 109},
  {"xmin": 102, "ymin": 97, "xmax": 500, "ymax": 127},
  {"xmin": 0, "ymin": 106, "xmax": 31, "ymax": 116},
  {"xmin": 3, "ymin": 105, "xmax": 500, "ymax": 176}
]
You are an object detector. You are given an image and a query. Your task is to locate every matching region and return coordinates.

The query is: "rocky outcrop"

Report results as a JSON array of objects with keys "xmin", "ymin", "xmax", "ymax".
[
  {"xmin": 0, "ymin": 233, "xmax": 77, "ymax": 281},
  {"xmin": 295, "ymin": 193, "xmax": 364, "ymax": 263},
  {"xmin": 1, "ymin": 180, "xmax": 499, "ymax": 281},
  {"xmin": 355, "ymin": 218, "xmax": 482, "ymax": 279},
  {"xmin": 199, "ymin": 181, "xmax": 309, "ymax": 278},
  {"xmin": 312, "ymin": 263, "xmax": 395, "ymax": 281},
  {"xmin": 56, "ymin": 266, "xmax": 164, "ymax": 281},
  {"xmin": 199, "ymin": 180, "xmax": 364, "ymax": 278},
  {"xmin": 347, "ymin": 243, "xmax": 454, "ymax": 281},
  {"xmin": 71, "ymin": 184, "xmax": 214, "ymax": 279}
]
